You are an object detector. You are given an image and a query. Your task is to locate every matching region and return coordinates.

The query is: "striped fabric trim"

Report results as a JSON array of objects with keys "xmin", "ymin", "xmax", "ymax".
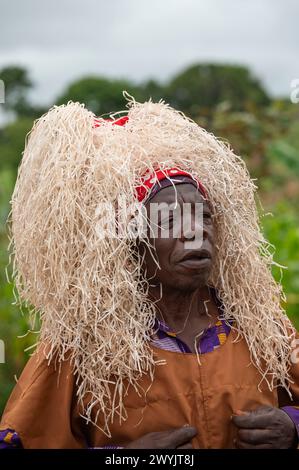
[
  {"xmin": 0, "ymin": 429, "xmax": 21, "ymax": 449},
  {"xmin": 152, "ymin": 316, "xmax": 232, "ymax": 354}
]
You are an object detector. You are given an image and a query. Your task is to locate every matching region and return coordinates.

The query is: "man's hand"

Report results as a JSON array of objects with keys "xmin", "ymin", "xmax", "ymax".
[
  {"xmin": 124, "ymin": 426, "xmax": 197, "ymax": 449},
  {"xmin": 232, "ymin": 406, "xmax": 297, "ymax": 449}
]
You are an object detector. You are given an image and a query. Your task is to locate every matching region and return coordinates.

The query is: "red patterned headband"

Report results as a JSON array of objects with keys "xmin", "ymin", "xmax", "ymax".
[
  {"xmin": 93, "ymin": 115, "xmax": 129, "ymax": 128},
  {"xmin": 135, "ymin": 168, "xmax": 207, "ymax": 203}
]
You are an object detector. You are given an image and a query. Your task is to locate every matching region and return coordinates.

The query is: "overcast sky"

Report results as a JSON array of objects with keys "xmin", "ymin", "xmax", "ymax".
[{"xmin": 0, "ymin": 0, "xmax": 298, "ymax": 106}]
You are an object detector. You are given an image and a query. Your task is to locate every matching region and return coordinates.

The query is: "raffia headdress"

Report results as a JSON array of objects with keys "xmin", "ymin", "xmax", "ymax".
[{"xmin": 8, "ymin": 97, "xmax": 295, "ymax": 435}]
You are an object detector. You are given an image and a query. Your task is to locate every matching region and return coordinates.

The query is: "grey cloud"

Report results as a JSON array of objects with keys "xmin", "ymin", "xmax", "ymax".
[{"xmin": 0, "ymin": 0, "xmax": 298, "ymax": 104}]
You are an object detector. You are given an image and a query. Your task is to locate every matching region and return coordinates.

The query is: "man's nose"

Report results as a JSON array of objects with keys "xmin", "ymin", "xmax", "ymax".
[{"xmin": 180, "ymin": 214, "xmax": 207, "ymax": 243}]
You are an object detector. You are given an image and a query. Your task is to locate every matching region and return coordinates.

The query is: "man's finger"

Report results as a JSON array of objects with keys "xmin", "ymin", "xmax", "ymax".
[
  {"xmin": 166, "ymin": 426, "xmax": 197, "ymax": 448},
  {"xmin": 232, "ymin": 407, "xmax": 272, "ymax": 429},
  {"xmin": 177, "ymin": 442, "xmax": 193, "ymax": 449},
  {"xmin": 238, "ymin": 428, "xmax": 273, "ymax": 444},
  {"xmin": 236, "ymin": 440, "xmax": 272, "ymax": 449}
]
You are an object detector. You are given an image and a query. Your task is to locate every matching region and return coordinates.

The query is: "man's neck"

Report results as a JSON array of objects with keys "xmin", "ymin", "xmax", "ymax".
[{"xmin": 149, "ymin": 284, "xmax": 214, "ymax": 332}]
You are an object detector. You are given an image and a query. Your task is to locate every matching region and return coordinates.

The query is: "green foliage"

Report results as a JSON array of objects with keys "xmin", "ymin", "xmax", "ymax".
[
  {"xmin": 138, "ymin": 79, "xmax": 166, "ymax": 103},
  {"xmin": 203, "ymin": 100, "xmax": 299, "ymax": 184},
  {"xmin": 0, "ymin": 66, "xmax": 38, "ymax": 117},
  {"xmin": 56, "ymin": 76, "xmax": 140, "ymax": 116},
  {"xmin": 261, "ymin": 203, "xmax": 299, "ymax": 330},
  {"xmin": 0, "ymin": 118, "xmax": 34, "ymax": 171},
  {"xmin": 267, "ymin": 121, "xmax": 299, "ymax": 178},
  {"xmin": 0, "ymin": 169, "xmax": 34, "ymax": 413},
  {"xmin": 165, "ymin": 64, "xmax": 270, "ymax": 118}
]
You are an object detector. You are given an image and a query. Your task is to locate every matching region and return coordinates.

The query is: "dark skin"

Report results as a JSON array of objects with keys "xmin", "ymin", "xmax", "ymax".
[
  {"xmin": 125, "ymin": 183, "xmax": 297, "ymax": 449},
  {"xmin": 232, "ymin": 407, "xmax": 298, "ymax": 449},
  {"xmin": 141, "ymin": 183, "xmax": 218, "ymax": 352}
]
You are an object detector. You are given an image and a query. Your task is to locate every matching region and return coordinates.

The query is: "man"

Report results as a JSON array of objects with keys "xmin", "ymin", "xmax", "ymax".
[{"xmin": 0, "ymin": 99, "xmax": 298, "ymax": 448}]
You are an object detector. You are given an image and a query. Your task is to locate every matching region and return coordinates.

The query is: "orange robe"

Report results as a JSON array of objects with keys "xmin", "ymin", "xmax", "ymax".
[{"xmin": 1, "ymin": 329, "xmax": 299, "ymax": 448}]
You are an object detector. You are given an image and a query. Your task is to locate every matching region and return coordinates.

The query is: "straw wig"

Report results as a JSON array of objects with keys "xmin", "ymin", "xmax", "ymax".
[{"xmin": 8, "ymin": 98, "xmax": 295, "ymax": 434}]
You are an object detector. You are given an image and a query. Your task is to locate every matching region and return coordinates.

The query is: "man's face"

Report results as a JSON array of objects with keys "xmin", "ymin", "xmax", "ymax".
[{"xmin": 139, "ymin": 183, "xmax": 215, "ymax": 292}]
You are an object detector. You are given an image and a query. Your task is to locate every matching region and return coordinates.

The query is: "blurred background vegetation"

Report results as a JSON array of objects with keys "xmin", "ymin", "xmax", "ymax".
[{"xmin": 0, "ymin": 63, "xmax": 299, "ymax": 414}]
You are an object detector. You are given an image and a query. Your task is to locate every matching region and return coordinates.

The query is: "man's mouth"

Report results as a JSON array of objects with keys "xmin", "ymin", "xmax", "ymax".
[
  {"xmin": 177, "ymin": 249, "xmax": 212, "ymax": 269},
  {"xmin": 180, "ymin": 249, "xmax": 211, "ymax": 262}
]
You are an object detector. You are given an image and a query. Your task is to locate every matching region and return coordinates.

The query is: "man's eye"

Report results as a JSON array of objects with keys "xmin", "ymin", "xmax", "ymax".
[
  {"xmin": 160, "ymin": 216, "xmax": 173, "ymax": 226},
  {"xmin": 203, "ymin": 212, "xmax": 212, "ymax": 222}
]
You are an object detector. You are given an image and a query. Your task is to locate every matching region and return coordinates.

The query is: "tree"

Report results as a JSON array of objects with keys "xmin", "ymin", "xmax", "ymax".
[
  {"xmin": 0, "ymin": 118, "xmax": 34, "ymax": 171},
  {"xmin": 165, "ymin": 63, "xmax": 270, "ymax": 118},
  {"xmin": 56, "ymin": 76, "xmax": 141, "ymax": 116},
  {"xmin": 138, "ymin": 79, "xmax": 165, "ymax": 103},
  {"xmin": 0, "ymin": 66, "xmax": 40, "ymax": 117}
]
